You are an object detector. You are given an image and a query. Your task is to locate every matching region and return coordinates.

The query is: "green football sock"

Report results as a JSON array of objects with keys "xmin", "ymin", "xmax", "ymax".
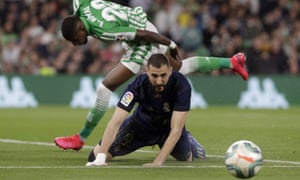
[
  {"xmin": 79, "ymin": 83, "xmax": 112, "ymax": 140},
  {"xmin": 179, "ymin": 56, "xmax": 231, "ymax": 75},
  {"xmin": 198, "ymin": 57, "xmax": 231, "ymax": 72},
  {"xmin": 79, "ymin": 107, "xmax": 106, "ymax": 140}
]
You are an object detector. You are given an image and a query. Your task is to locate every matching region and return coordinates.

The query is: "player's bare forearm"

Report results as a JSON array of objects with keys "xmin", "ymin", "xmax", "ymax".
[
  {"xmin": 153, "ymin": 129, "xmax": 182, "ymax": 165},
  {"xmin": 97, "ymin": 107, "xmax": 128, "ymax": 154},
  {"xmin": 87, "ymin": 106, "xmax": 129, "ymax": 166},
  {"xmin": 149, "ymin": 111, "xmax": 188, "ymax": 166}
]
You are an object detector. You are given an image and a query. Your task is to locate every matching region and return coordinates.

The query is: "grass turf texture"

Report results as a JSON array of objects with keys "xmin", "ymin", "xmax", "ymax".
[{"xmin": 0, "ymin": 106, "xmax": 299, "ymax": 180}]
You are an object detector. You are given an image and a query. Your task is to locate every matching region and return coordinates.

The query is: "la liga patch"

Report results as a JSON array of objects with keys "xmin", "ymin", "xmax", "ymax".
[{"xmin": 120, "ymin": 91, "xmax": 134, "ymax": 107}]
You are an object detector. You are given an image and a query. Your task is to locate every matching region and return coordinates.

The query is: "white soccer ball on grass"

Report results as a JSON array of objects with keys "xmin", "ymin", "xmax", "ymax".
[{"xmin": 224, "ymin": 140, "xmax": 263, "ymax": 178}]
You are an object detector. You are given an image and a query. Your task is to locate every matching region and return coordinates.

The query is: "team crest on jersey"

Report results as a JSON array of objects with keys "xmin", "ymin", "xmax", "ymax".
[
  {"xmin": 121, "ymin": 91, "xmax": 134, "ymax": 107},
  {"xmin": 163, "ymin": 102, "xmax": 170, "ymax": 112}
]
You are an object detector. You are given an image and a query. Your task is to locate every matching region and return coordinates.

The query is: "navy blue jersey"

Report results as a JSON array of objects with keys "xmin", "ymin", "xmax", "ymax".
[{"xmin": 117, "ymin": 72, "xmax": 191, "ymax": 129}]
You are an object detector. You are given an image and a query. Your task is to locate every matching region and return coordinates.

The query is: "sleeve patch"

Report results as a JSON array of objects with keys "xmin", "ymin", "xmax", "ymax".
[{"xmin": 120, "ymin": 91, "xmax": 134, "ymax": 107}]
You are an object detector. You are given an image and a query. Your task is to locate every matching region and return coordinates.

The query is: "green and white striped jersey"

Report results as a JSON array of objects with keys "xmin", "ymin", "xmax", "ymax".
[{"xmin": 73, "ymin": 0, "xmax": 148, "ymax": 41}]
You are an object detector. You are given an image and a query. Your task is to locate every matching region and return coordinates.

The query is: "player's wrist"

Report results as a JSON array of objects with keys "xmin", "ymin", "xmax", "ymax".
[
  {"xmin": 95, "ymin": 153, "xmax": 106, "ymax": 164},
  {"xmin": 169, "ymin": 40, "xmax": 177, "ymax": 49}
]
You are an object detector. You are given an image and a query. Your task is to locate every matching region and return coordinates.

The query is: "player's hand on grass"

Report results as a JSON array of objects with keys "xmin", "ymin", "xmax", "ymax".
[
  {"xmin": 85, "ymin": 161, "xmax": 107, "ymax": 167},
  {"xmin": 85, "ymin": 153, "xmax": 107, "ymax": 167},
  {"xmin": 143, "ymin": 162, "xmax": 162, "ymax": 167}
]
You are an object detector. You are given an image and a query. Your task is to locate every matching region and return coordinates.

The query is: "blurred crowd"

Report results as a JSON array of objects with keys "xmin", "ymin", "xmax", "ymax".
[{"xmin": 0, "ymin": 0, "xmax": 300, "ymax": 76}]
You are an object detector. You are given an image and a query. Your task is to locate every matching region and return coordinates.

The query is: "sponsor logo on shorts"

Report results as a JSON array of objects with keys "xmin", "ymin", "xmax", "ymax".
[{"xmin": 121, "ymin": 91, "xmax": 134, "ymax": 107}]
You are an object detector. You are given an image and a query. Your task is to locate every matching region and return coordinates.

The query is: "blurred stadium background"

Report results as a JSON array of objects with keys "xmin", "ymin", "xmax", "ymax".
[
  {"xmin": 1, "ymin": 0, "xmax": 299, "ymax": 108},
  {"xmin": 0, "ymin": 0, "xmax": 299, "ymax": 76}
]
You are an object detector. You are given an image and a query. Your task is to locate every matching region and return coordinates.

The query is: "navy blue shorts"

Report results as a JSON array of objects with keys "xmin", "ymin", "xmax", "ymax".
[{"xmin": 98, "ymin": 116, "xmax": 191, "ymax": 161}]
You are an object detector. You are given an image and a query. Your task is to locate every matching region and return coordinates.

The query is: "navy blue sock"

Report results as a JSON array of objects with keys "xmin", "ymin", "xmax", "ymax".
[{"xmin": 87, "ymin": 150, "xmax": 95, "ymax": 162}]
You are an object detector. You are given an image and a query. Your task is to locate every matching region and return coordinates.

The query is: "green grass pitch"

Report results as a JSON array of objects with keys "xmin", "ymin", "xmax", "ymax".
[{"xmin": 0, "ymin": 106, "xmax": 299, "ymax": 180}]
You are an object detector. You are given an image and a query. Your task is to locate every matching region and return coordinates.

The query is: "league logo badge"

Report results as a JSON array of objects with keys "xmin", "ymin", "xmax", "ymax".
[{"xmin": 121, "ymin": 91, "xmax": 134, "ymax": 107}]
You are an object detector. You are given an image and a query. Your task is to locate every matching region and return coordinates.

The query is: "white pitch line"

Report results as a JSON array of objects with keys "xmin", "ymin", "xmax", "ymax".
[
  {"xmin": 0, "ymin": 165, "xmax": 299, "ymax": 169},
  {"xmin": 1, "ymin": 138, "xmax": 300, "ymax": 166},
  {"xmin": 263, "ymin": 159, "xmax": 300, "ymax": 165},
  {"xmin": 0, "ymin": 165, "xmax": 224, "ymax": 169}
]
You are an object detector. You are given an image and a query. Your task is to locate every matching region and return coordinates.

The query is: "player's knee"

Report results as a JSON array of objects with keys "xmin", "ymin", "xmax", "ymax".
[
  {"xmin": 166, "ymin": 51, "xmax": 182, "ymax": 71},
  {"xmin": 96, "ymin": 83, "xmax": 112, "ymax": 100},
  {"xmin": 172, "ymin": 151, "xmax": 192, "ymax": 161},
  {"xmin": 101, "ymin": 80, "xmax": 114, "ymax": 91},
  {"xmin": 169, "ymin": 58, "xmax": 182, "ymax": 71}
]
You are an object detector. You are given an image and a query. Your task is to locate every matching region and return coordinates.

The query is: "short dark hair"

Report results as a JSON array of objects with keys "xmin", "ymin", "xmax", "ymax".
[
  {"xmin": 147, "ymin": 54, "xmax": 170, "ymax": 68},
  {"xmin": 61, "ymin": 15, "xmax": 81, "ymax": 41}
]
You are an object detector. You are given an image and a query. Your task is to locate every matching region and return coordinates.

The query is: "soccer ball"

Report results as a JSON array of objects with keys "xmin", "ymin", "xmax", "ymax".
[{"xmin": 224, "ymin": 140, "xmax": 263, "ymax": 179}]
